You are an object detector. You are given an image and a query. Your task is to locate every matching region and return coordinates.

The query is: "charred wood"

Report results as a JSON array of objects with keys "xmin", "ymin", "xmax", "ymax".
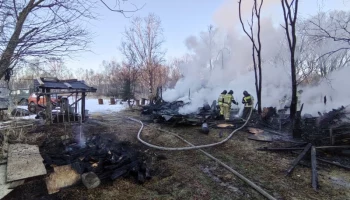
[{"xmin": 286, "ymin": 143, "xmax": 312, "ymax": 176}]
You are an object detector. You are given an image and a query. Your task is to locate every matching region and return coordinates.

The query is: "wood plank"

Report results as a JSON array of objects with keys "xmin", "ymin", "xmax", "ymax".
[
  {"xmin": 285, "ymin": 143, "xmax": 312, "ymax": 176},
  {"xmin": 6, "ymin": 144, "xmax": 47, "ymax": 182},
  {"xmin": 0, "ymin": 164, "xmax": 24, "ymax": 199},
  {"xmin": 311, "ymin": 146, "xmax": 318, "ymax": 191}
]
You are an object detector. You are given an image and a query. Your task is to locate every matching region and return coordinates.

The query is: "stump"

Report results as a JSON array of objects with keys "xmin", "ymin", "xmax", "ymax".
[
  {"xmin": 110, "ymin": 98, "xmax": 116, "ymax": 105},
  {"xmin": 136, "ymin": 100, "xmax": 140, "ymax": 106},
  {"xmin": 98, "ymin": 99, "xmax": 103, "ymax": 105}
]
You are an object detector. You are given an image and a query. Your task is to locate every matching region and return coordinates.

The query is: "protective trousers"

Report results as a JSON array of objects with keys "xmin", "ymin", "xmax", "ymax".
[
  {"xmin": 242, "ymin": 107, "xmax": 252, "ymax": 120},
  {"xmin": 223, "ymin": 104, "xmax": 231, "ymax": 120},
  {"xmin": 219, "ymin": 104, "xmax": 224, "ymax": 115}
]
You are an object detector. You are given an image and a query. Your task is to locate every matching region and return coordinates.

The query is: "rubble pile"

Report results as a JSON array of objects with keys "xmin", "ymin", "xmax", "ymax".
[
  {"xmin": 302, "ymin": 106, "xmax": 350, "ymax": 145},
  {"xmin": 142, "ymin": 100, "xmax": 220, "ymax": 125},
  {"xmin": 41, "ymin": 135, "xmax": 151, "ymax": 184}
]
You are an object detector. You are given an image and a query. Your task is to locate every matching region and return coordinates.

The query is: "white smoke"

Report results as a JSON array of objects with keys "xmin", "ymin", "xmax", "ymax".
[{"xmin": 163, "ymin": 0, "xmax": 350, "ymax": 116}]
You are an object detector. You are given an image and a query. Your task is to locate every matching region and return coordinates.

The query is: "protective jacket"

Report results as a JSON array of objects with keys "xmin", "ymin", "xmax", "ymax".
[
  {"xmin": 224, "ymin": 94, "xmax": 238, "ymax": 106},
  {"xmin": 218, "ymin": 94, "xmax": 225, "ymax": 106},
  {"xmin": 242, "ymin": 95, "xmax": 253, "ymax": 107}
]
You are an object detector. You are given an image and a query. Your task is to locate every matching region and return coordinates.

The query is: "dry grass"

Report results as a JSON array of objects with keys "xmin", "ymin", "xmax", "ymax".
[{"xmin": 4, "ymin": 109, "xmax": 350, "ymax": 200}]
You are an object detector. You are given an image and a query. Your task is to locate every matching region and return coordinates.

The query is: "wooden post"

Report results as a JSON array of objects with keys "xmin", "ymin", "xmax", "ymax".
[
  {"xmin": 45, "ymin": 88, "xmax": 52, "ymax": 125},
  {"xmin": 75, "ymin": 92, "xmax": 78, "ymax": 113},
  {"xmin": 311, "ymin": 146, "xmax": 318, "ymax": 191},
  {"xmin": 82, "ymin": 92, "xmax": 86, "ymax": 122}
]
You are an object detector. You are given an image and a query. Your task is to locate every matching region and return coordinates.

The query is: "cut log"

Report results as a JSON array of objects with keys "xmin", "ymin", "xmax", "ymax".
[
  {"xmin": 285, "ymin": 143, "xmax": 312, "ymax": 176},
  {"xmin": 82, "ymin": 172, "xmax": 100, "ymax": 189},
  {"xmin": 311, "ymin": 146, "xmax": 318, "ymax": 191}
]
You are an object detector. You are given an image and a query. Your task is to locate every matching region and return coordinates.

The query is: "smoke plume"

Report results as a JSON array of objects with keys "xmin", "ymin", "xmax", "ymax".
[{"xmin": 163, "ymin": 0, "xmax": 350, "ymax": 116}]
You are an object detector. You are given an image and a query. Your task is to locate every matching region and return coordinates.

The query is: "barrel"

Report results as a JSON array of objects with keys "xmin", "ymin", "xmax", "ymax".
[
  {"xmin": 110, "ymin": 98, "xmax": 116, "ymax": 105},
  {"xmin": 98, "ymin": 99, "xmax": 103, "ymax": 105},
  {"xmin": 141, "ymin": 98, "xmax": 146, "ymax": 105}
]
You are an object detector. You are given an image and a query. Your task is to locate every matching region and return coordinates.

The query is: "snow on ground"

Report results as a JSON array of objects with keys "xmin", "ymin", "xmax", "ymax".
[
  {"xmin": 85, "ymin": 98, "xmax": 127, "ymax": 114},
  {"xmin": 4, "ymin": 99, "xmax": 126, "ymax": 122}
]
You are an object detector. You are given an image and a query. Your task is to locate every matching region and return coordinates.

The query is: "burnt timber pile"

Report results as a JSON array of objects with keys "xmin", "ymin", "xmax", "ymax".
[
  {"xmin": 142, "ymin": 100, "xmax": 220, "ymax": 125},
  {"xmin": 41, "ymin": 134, "xmax": 151, "ymax": 184}
]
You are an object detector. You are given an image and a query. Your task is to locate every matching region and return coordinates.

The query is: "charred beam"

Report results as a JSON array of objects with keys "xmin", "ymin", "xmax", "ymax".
[
  {"xmin": 311, "ymin": 146, "xmax": 318, "ymax": 191},
  {"xmin": 317, "ymin": 158, "xmax": 350, "ymax": 170},
  {"xmin": 257, "ymin": 147, "xmax": 304, "ymax": 151},
  {"xmin": 285, "ymin": 143, "xmax": 312, "ymax": 176}
]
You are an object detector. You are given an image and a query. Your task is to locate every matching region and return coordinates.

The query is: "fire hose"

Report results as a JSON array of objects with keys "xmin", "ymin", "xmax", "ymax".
[
  {"xmin": 128, "ymin": 106, "xmax": 253, "ymax": 150},
  {"xmin": 128, "ymin": 107, "xmax": 277, "ymax": 200}
]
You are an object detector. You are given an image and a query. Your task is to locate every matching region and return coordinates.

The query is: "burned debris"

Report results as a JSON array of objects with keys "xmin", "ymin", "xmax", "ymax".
[
  {"xmin": 41, "ymin": 134, "xmax": 151, "ymax": 191},
  {"xmin": 142, "ymin": 99, "xmax": 220, "ymax": 125}
]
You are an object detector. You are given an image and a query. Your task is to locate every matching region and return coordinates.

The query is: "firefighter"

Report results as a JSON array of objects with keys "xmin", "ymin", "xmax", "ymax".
[
  {"xmin": 218, "ymin": 90, "xmax": 227, "ymax": 117},
  {"xmin": 223, "ymin": 90, "xmax": 238, "ymax": 120},
  {"xmin": 242, "ymin": 90, "xmax": 254, "ymax": 120}
]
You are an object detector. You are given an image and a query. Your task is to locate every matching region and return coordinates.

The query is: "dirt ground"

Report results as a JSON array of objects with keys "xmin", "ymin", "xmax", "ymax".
[{"xmin": 3, "ymin": 109, "xmax": 350, "ymax": 200}]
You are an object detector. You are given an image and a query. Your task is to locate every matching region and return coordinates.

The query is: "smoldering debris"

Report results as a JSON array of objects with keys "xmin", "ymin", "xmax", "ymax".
[
  {"xmin": 142, "ymin": 100, "xmax": 220, "ymax": 125},
  {"xmin": 41, "ymin": 134, "xmax": 152, "ymax": 190}
]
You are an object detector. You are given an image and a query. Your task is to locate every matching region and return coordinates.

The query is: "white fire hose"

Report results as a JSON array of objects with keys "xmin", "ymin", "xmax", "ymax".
[
  {"xmin": 128, "ymin": 107, "xmax": 277, "ymax": 200},
  {"xmin": 128, "ymin": 107, "xmax": 253, "ymax": 150}
]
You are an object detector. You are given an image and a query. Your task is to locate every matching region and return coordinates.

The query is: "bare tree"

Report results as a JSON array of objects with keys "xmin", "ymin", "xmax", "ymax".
[
  {"xmin": 281, "ymin": 0, "xmax": 299, "ymax": 136},
  {"xmin": 200, "ymin": 25, "xmax": 217, "ymax": 71},
  {"xmin": 121, "ymin": 13, "xmax": 165, "ymax": 103},
  {"xmin": 99, "ymin": 0, "xmax": 145, "ymax": 17},
  {"xmin": 120, "ymin": 42, "xmax": 139, "ymax": 108},
  {"xmin": 0, "ymin": 0, "xmax": 99, "ymax": 80},
  {"xmin": 0, "ymin": 0, "xmax": 144, "ymax": 81},
  {"xmin": 238, "ymin": 0, "xmax": 263, "ymax": 114},
  {"xmin": 306, "ymin": 10, "xmax": 350, "ymax": 57}
]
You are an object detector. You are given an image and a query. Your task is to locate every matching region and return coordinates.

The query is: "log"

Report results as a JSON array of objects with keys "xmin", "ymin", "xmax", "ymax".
[
  {"xmin": 285, "ymin": 143, "xmax": 312, "ymax": 176},
  {"xmin": 257, "ymin": 147, "xmax": 304, "ymax": 151},
  {"xmin": 317, "ymin": 158, "xmax": 350, "ymax": 170},
  {"xmin": 311, "ymin": 146, "xmax": 318, "ymax": 191},
  {"xmin": 316, "ymin": 145, "xmax": 350, "ymax": 149}
]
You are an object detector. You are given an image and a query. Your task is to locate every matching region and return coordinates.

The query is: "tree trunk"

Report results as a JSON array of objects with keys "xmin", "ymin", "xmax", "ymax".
[
  {"xmin": 0, "ymin": 0, "xmax": 36, "ymax": 79},
  {"xmin": 290, "ymin": 57, "xmax": 297, "ymax": 126}
]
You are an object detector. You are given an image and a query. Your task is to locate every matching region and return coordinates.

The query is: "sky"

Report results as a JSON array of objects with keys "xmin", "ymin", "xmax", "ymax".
[{"xmin": 65, "ymin": 0, "xmax": 350, "ymax": 71}]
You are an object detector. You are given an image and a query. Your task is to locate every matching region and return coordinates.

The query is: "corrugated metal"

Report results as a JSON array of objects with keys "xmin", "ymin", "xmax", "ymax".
[{"xmin": 33, "ymin": 78, "xmax": 97, "ymax": 92}]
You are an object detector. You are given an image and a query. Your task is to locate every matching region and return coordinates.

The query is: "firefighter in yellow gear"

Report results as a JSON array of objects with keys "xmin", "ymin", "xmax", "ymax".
[
  {"xmin": 223, "ymin": 90, "xmax": 238, "ymax": 120},
  {"xmin": 218, "ymin": 90, "xmax": 227, "ymax": 117},
  {"xmin": 242, "ymin": 90, "xmax": 254, "ymax": 120}
]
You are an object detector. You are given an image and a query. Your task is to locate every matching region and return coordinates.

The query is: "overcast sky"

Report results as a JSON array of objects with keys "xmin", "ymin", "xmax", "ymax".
[{"xmin": 65, "ymin": 0, "xmax": 350, "ymax": 71}]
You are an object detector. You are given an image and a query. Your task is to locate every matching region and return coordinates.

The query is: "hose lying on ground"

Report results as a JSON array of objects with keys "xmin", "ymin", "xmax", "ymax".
[
  {"xmin": 128, "ymin": 107, "xmax": 253, "ymax": 151},
  {"xmin": 127, "ymin": 107, "xmax": 276, "ymax": 200}
]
